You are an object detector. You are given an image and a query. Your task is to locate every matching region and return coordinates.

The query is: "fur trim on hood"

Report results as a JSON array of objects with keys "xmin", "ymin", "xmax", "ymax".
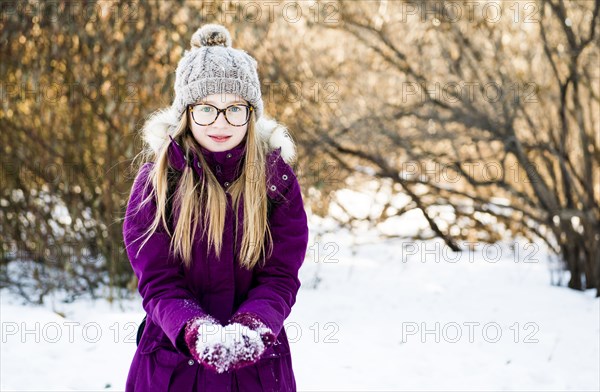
[{"xmin": 142, "ymin": 107, "xmax": 297, "ymax": 164}]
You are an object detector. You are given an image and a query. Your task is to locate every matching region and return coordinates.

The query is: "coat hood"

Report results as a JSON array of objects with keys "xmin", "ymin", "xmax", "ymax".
[{"xmin": 142, "ymin": 107, "xmax": 297, "ymax": 164}]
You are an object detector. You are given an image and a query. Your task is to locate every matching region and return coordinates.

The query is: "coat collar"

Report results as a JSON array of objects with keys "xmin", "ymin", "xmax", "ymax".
[
  {"xmin": 167, "ymin": 133, "xmax": 248, "ymax": 179},
  {"xmin": 168, "ymin": 134, "xmax": 289, "ymax": 194},
  {"xmin": 199, "ymin": 136, "xmax": 247, "ymax": 171}
]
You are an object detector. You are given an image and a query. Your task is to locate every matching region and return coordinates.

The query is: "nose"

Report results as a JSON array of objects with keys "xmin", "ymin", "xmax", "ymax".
[{"xmin": 213, "ymin": 110, "xmax": 230, "ymax": 127}]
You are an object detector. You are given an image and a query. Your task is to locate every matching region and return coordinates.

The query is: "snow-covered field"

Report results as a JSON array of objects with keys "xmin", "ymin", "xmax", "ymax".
[{"xmin": 1, "ymin": 211, "xmax": 599, "ymax": 390}]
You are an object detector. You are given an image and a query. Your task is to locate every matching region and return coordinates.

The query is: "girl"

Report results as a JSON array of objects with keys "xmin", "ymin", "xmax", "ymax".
[{"xmin": 123, "ymin": 24, "xmax": 309, "ymax": 391}]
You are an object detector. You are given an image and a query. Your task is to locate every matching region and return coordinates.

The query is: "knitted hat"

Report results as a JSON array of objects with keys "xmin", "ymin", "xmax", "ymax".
[{"xmin": 171, "ymin": 24, "xmax": 263, "ymax": 120}]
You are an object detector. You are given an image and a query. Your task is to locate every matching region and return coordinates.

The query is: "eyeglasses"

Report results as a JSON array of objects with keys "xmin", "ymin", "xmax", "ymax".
[{"xmin": 188, "ymin": 103, "xmax": 253, "ymax": 127}]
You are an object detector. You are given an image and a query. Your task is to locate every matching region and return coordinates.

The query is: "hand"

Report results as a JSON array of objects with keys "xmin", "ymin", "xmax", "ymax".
[
  {"xmin": 229, "ymin": 312, "xmax": 277, "ymax": 348},
  {"xmin": 185, "ymin": 317, "xmax": 257, "ymax": 373},
  {"xmin": 184, "ymin": 315, "xmax": 234, "ymax": 373},
  {"xmin": 193, "ymin": 322, "xmax": 268, "ymax": 373},
  {"xmin": 227, "ymin": 312, "xmax": 277, "ymax": 370},
  {"xmin": 196, "ymin": 337, "xmax": 235, "ymax": 374},
  {"xmin": 184, "ymin": 313, "xmax": 277, "ymax": 373}
]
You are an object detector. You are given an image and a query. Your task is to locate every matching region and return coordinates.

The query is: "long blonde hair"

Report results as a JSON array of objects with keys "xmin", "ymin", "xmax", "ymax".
[{"xmin": 132, "ymin": 109, "xmax": 273, "ymax": 271}]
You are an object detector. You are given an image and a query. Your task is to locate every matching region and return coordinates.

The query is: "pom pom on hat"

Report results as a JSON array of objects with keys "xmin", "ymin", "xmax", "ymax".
[{"xmin": 191, "ymin": 24, "xmax": 232, "ymax": 48}]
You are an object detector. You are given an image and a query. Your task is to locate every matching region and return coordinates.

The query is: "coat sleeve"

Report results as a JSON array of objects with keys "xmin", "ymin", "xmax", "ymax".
[
  {"xmin": 123, "ymin": 162, "xmax": 209, "ymax": 355},
  {"xmin": 232, "ymin": 158, "xmax": 309, "ymax": 337}
]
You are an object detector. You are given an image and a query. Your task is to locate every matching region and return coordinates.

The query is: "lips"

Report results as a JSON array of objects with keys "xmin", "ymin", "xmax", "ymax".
[{"xmin": 209, "ymin": 135, "xmax": 231, "ymax": 142}]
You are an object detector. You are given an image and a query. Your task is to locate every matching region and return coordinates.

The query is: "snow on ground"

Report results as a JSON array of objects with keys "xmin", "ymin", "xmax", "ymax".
[
  {"xmin": 1, "ymin": 185, "xmax": 599, "ymax": 390},
  {"xmin": 292, "ymin": 226, "xmax": 599, "ymax": 391}
]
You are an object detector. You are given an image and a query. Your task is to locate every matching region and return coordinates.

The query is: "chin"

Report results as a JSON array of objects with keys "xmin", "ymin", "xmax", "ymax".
[
  {"xmin": 203, "ymin": 138, "xmax": 227, "ymax": 149},
  {"xmin": 213, "ymin": 141, "xmax": 234, "ymax": 149}
]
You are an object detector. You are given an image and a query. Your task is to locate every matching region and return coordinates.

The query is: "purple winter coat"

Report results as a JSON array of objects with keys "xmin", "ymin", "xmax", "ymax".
[{"xmin": 123, "ymin": 127, "xmax": 309, "ymax": 391}]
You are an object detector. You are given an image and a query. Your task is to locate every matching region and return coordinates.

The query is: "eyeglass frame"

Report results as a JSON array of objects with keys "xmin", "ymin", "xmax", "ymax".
[{"xmin": 187, "ymin": 103, "xmax": 254, "ymax": 127}]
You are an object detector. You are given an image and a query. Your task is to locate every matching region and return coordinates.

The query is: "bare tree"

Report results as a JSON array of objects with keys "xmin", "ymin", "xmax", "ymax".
[
  {"xmin": 303, "ymin": 0, "xmax": 599, "ymax": 294},
  {"xmin": 0, "ymin": 0, "xmax": 205, "ymax": 302}
]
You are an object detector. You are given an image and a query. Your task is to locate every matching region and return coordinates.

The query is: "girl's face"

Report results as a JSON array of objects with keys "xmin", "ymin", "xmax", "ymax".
[{"xmin": 188, "ymin": 93, "xmax": 250, "ymax": 152}]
